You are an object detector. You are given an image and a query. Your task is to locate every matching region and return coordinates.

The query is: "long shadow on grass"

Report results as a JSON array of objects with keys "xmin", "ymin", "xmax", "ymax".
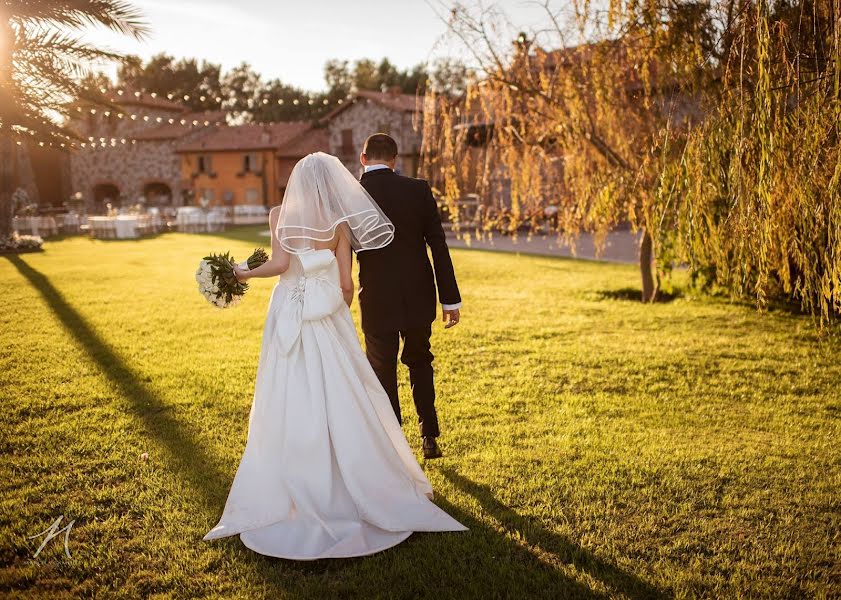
[
  {"xmin": 596, "ymin": 287, "xmax": 681, "ymax": 303},
  {"xmin": 439, "ymin": 467, "xmax": 670, "ymax": 600},
  {"xmin": 226, "ymin": 472, "xmax": 666, "ymax": 599},
  {"xmin": 4, "ymin": 255, "xmax": 229, "ymax": 512},
  {"xmin": 2, "ymin": 255, "xmax": 665, "ymax": 597},
  {"xmin": 222, "ymin": 491, "xmax": 606, "ymax": 599},
  {"xmin": 10, "ymin": 255, "xmax": 587, "ymax": 596}
]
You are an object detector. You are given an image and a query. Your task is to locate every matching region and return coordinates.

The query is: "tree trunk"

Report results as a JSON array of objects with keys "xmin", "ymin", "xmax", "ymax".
[
  {"xmin": 0, "ymin": 133, "xmax": 14, "ymax": 240},
  {"xmin": 640, "ymin": 228, "xmax": 658, "ymax": 303},
  {"xmin": 0, "ymin": 9, "xmax": 14, "ymax": 240}
]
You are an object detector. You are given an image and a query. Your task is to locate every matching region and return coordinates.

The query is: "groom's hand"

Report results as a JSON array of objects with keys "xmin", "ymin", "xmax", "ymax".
[{"xmin": 443, "ymin": 308, "xmax": 460, "ymax": 329}]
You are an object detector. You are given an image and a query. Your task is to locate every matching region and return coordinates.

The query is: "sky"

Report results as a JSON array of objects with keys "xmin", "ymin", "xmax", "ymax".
[{"xmin": 80, "ymin": 0, "xmax": 554, "ymax": 91}]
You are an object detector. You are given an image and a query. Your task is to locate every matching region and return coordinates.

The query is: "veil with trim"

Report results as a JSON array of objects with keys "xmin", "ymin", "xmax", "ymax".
[{"xmin": 276, "ymin": 152, "xmax": 394, "ymax": 254}]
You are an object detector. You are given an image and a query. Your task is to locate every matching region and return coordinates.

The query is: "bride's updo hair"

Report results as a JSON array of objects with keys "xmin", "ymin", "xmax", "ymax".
[{"xmin": 363, "ymin": 133, "xmax": 398, "ymax": 161}]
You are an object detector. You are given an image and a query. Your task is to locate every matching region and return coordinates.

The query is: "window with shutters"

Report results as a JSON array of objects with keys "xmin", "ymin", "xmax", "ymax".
[
  {"xmin": 243, "ymin": 152, "xmax": 262, "ymax": 173},
  {"xmin": 197, "ymin": 155, "xmax": 212, "ymax": 174}
]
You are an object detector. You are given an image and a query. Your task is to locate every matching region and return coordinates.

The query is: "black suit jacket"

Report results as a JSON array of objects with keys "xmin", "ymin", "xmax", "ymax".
[{"xmin": 357, "ymin": 168, "xmax": 461, "ymax": 333}]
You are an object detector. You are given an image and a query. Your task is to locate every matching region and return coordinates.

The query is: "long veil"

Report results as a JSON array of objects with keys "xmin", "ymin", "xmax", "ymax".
[{"xmin": 276, "ymin": 152, "xmax": 394, "ymax": 254}]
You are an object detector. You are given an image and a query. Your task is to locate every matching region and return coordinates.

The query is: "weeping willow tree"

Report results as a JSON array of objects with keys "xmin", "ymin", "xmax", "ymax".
[
  {"xmin": 671, "ymin": 0, "xmax": 841, "ymax": 326},
  {"xmin": 425, "ymin": 0, "xmax": 840, "ymax": 324},
  {"xmin": 0, "ymin": 1, "xmax": 147, "ymax": 245},
  {"xmin": 422, "ymin": 1, "xmax": 716, "ymax": 301}
]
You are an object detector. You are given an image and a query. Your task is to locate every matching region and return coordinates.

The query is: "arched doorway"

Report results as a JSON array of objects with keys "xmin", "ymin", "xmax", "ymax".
[
  {"xmin": 92, "ymin": 183, "xmax": 119, "ymax": 213},
  {"xmin": 143, "ymin": 182, "xmax": 172, "ymax": 206}
]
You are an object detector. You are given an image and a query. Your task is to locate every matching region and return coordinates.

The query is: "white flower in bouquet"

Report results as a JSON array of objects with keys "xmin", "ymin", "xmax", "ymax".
[
  {"xmin": 0, "ymin": 232, "xmax": 44, "ymax": 253},
  {"xmin": 195, "ymin": 248, "xmax": 268, "ymax": 309}
]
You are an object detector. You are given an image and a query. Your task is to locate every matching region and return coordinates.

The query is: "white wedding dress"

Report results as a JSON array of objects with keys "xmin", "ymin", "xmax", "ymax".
[{"xmin": 203, "ymin": 248, "xmax": 466, "ymax": 559}]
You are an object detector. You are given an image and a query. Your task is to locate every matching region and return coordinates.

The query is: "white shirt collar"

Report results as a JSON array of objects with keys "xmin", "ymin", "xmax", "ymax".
[{"xmin": 363, "ymin": 164, "xmax": 391, "ymax": 173}]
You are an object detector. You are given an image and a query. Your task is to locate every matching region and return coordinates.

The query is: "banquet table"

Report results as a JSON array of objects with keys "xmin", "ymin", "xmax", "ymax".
[
  {"xmin": 59, "ymin": 213, "xmax": 83, "ymax": 234},
  {"xmin": 114, "ymin": 215, "xmax": 140, "ymax": 239},
  {"xmin": 13, "ymin": 216, "xmax": 58, "ymax": 237}
]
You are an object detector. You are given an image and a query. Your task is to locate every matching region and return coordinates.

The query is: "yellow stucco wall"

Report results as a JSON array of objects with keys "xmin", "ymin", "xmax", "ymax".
[{"xmin": 179, "ymin": 149, "xmax": 280, "ymax": 207}]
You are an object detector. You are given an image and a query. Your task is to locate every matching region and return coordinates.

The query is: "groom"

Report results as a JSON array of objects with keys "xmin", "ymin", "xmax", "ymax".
[{"xmin": 357, "ymin": 133, "xmax": 461, "ymax": 459}]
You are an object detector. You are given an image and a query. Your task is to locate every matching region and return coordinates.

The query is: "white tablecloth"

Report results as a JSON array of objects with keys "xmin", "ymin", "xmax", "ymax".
[
  {"xmin": 114, "ymin": 215, "xmax": 140, "ymax": 239},
  {"xmin": 233, "ymin": 204, "xmax": 269, "ymax": 225},
  {"xmin": 13, "ymin": 216, "xmax": 58, "ymax": 237}
]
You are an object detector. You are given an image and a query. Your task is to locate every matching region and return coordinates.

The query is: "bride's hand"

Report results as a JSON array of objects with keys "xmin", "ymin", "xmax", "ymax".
[
  {"xmin": 233, "ymin": 265, "xmax": 249, "ymax": 283},
  {"xmin": 342, "ymin": 289, "xmax": 354, "ymax": 308}
]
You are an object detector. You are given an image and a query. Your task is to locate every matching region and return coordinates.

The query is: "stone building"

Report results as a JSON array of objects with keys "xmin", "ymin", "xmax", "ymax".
[
  {"xmin": 275, "ymin": 125, "xmax": 330, "ymax": 199},
  {"xmin": 175, "ymin": 122, "xmax": 329, "ymax": 208},
  {"xmin": 324, "ymin": 90, "xmax": 422, "ymax": 178},
  {"xmin": 67, "ymin": 89, "xmax": 225, "ymax": 212},
  {"xmin": 66, "ymin": 88, "xmax": 421, "ymax": 214}
]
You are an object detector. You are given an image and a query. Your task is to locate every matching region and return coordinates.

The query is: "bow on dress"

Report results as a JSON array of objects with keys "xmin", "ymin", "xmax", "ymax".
[{"xmin": 274, "ymin": 250, "xmax": 345, "ymax": 355}]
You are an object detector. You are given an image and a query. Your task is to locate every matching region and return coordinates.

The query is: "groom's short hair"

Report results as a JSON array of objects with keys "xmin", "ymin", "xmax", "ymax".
[{"xmin": 363, "ymin": 133, "xmax": 398, "ymax": 161}]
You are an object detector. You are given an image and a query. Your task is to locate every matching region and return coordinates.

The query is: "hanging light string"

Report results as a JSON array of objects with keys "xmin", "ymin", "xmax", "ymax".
[
  {"xmin": 3, "ymin": 87, "xmax": 400, "ymax": 148},
  {"xmin": 98, "ymin": 87, "xmax": 352, "ymax": 109}
]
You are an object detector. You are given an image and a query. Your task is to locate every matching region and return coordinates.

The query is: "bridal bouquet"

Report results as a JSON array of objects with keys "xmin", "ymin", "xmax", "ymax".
[{"xmin": 196, "ymin": 248, "xmax": 268, "ymax": 308}]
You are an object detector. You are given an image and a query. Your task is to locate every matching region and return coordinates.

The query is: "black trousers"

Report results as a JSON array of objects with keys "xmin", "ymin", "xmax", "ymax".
[{"xmin": 363, "ymin": 324, "xmax": 440, "ymax": 438}]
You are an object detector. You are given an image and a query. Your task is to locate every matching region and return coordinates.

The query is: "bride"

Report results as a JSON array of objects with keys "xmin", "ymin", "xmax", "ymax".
[{"xmin": 203, "ymin": 152, "xmax": 466, "ymax": 559}]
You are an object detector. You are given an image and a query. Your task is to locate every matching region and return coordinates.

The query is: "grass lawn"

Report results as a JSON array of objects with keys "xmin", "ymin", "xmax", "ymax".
[{"xmin": 1, "ymin": 226, "xmax": 839, "ymax": 599}]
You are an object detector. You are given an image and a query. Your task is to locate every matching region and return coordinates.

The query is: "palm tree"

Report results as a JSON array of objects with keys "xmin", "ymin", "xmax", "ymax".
[{"xmin": 0, "ymin": 1, "xmax": 148, "ymax": 244}]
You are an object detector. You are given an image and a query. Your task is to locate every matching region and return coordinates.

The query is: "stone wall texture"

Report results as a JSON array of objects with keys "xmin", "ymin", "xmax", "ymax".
[
  {"xmin": 68, "ymin": 105, "xmax": 209, "ymax": 211},
  {"xmin": 327, "ymin": 100, "xmax": 422, "ymax": 178},
  {"xmin": 69, "ymin": 97, "xmax": 426, "ymax": 213}
]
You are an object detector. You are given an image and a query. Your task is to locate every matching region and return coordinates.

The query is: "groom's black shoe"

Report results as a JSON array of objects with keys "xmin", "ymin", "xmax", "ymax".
[{"xmin": 423, "ymin": 436, "xmax": 443, "ymax": 459}]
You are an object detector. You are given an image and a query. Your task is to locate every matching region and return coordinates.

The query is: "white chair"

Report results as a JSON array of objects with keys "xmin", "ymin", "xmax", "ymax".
[
  {"xmin": 207, "ymin": 210, "xmax": 228, "ymax": 232},
  {"xmin": 59, "ymin": 213, "xmax": 81, "ymax": 235},
  {"xmin": 176, "ymin": 207, "xmax": 206, "ymax": 233},
  {"xmin": 233, "ymin": 204, "xmax": 269, "ymax": 225},
  {"xmin": 12, "ymin": 216, "xmax": 29, "ymax": 235},
  {"xmin": 88, "ymin": 217, "xmax": 117, "ymax": 239}
]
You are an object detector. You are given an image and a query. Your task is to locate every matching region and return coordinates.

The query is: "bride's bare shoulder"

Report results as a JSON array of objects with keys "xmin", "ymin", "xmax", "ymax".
[{"xmin": 269, "ymin": 205, "xmax": 281, "ymax": 223}]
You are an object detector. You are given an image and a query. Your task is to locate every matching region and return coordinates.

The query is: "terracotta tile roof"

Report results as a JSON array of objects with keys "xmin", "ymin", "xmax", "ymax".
[
  {"xmin": 174, "ymin": 121, "xmax": 312, "ymax": 152},
  {"xmin": 132, "ymin": 111, "xmax": 229, "ymax": 141},
  {"xmin": 276, "ymin": 126, "xmax": 330, "ymax": 157},
  {"xmin": 356, "ymin": 90, "xmax": 420, "ymax": 113},
  {"xmin": 321, "ymin": 90, "xmax": 422, "ymax": 122}
]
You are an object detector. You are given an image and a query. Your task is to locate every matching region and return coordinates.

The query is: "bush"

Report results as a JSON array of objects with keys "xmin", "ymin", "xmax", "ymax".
[{"xmin": 0, "ymin": 232, "xmax": 44, "ymax": 253}]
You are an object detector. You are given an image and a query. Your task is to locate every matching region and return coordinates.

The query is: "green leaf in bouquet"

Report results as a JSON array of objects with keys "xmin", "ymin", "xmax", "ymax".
[{"xmin": 201, "ymin": 249, "xmax": 261, "ymax": 301}]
